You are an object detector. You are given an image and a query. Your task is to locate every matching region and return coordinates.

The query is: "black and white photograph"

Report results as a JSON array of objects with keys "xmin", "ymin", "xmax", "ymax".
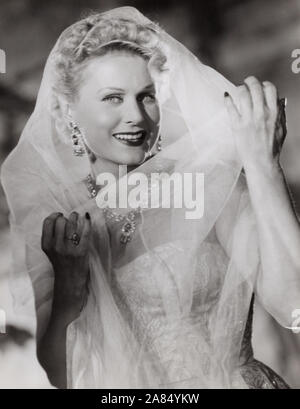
[{"xmin": 0, "ymin": 0, "xmax": 300, "ymax": 391}]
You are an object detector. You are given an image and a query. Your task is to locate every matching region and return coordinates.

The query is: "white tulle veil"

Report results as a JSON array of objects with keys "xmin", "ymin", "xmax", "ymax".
[{"xmin": 1, "ymin": 6, "xmax": 261, "ymax": 388}]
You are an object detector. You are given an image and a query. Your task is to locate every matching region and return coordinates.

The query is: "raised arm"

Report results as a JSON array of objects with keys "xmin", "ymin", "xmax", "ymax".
[{"xmin": 221, "ymin": 76, "xmax": 300, "ymax": 328}]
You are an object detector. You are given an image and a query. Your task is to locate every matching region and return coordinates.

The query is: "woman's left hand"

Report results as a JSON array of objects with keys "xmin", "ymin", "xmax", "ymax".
[{"xmin": 224, "ymin": 76, "xmax": 287, "ymax": 171}]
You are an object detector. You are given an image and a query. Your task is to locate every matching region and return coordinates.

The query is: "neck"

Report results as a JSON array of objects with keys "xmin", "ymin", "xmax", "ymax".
[{"xmin": 90, "ymin": 156, "xmax": 140, "ymax": 181}]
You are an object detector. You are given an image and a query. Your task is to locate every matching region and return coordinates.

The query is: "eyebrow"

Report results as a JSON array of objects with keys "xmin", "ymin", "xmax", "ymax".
[{"xmin": 97, "ymin": 84, "xmax": 155, "ymax": 93}]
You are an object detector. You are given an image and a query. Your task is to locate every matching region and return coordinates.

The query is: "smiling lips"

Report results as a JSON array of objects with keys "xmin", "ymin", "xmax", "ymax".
[{"xmin": 112, "ymin": 130, "xmax": 147, "ymax": 146}]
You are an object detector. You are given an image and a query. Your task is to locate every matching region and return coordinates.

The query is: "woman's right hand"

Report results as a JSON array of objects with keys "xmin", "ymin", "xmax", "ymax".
[{"xmin": 41, "ymin": 211, "xmax": 92, "ymax": 325}]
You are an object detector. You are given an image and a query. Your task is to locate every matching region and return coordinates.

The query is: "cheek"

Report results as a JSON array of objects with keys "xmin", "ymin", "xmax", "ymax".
[
  {"xmin": 79, "ymin": 104, "xmax": 121, "ymax": 138},
  {"xmin": 143, "ymin": 104, "xmax": 160, "ymax": 141},
  {"xmin": 146, "ymin": 104, "xmax": 160, "ymax": 124},
  {"xmin": 95, "ymin": 110, "xmax": 120, "ymax": 132}
]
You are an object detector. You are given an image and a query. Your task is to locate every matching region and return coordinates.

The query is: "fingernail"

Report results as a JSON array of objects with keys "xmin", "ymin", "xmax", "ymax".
[
  {"xmin": 85, "ymin": 212, "xmax": 90, "ymax": 220},
  {"xmin": 224, "ymin": 92, "xmax": 230, "ymax": 97}
]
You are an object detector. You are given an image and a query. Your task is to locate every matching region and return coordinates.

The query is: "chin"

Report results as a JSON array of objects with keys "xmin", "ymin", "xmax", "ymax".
[{"xmin": 115, "ymin": 149, "xmax": 147, "ymax": 167}]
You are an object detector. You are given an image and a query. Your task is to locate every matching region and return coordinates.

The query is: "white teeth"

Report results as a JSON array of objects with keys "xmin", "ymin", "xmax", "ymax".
[{"xmin": 113, "ymin": 132, "xmax": 144, "ymax": 141}]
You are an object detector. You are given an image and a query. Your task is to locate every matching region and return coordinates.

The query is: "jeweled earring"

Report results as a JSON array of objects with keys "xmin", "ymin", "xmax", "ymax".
[
  {"xmin": 70, "ymin": 120, "xmax": 86, "ymax": 156},
  {"xmin": 157, "ymin": 134, "xmax": 162, "ymax": 152}
]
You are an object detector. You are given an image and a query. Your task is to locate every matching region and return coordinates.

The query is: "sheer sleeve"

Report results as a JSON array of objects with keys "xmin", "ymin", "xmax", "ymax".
[
  {"xmin": 1, "ymin": 143, "xmax": 62, "ymax": 341},
  {"xmin": 215, "ymin": 170, "xmax": 300, "ymax": 329}
]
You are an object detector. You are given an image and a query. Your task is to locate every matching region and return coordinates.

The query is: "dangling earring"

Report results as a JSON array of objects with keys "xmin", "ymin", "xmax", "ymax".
[
  {"xmin": 143, "ymin": 133, "xmax": 162, "ymax": 162},
  {"xmin": 157, "ymin": 134, "xmax": 162, "ymax": 152},
  {"xmin": 70, "ymin": 120, "xmax": 86, "ymax": 157}
]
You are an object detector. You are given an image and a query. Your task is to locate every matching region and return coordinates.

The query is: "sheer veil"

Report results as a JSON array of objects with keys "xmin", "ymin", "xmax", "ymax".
[{"xmin": 1, "ymin": 6, "xmax": 262, "ymax": 388}]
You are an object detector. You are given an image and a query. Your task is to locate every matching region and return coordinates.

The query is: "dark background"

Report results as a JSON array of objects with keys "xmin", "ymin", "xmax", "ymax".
[{"xmin": 0, "ymin": 0, "xmax": 300, "ymax": 388}]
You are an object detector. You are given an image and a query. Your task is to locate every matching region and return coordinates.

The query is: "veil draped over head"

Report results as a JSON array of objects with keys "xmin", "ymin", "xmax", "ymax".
[{"xmin": 1, "ymin": 6, "xmax": 262, "ymax": 388}]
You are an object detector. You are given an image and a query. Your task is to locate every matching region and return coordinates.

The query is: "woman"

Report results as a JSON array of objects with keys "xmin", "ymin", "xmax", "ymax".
[{"xmin": 1, "ymin": 6, "xmax": 299, "ymax": 389}]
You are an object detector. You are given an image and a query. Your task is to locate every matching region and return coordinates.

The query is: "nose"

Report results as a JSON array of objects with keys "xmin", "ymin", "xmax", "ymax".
[{"xmin": 123, "ymin": 97, "xmax": 145, "ymax": 125}]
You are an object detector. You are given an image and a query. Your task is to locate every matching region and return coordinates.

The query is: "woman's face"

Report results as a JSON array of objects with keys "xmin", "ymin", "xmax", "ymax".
[{"xmin": 70, "ymin": 51, "xmax": 160, "ymax": 166}]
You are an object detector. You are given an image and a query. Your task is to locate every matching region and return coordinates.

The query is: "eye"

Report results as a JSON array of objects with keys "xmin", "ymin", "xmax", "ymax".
[{"xmin": 102, "ymin": 95, "xmax": 123, "ymax": 104}]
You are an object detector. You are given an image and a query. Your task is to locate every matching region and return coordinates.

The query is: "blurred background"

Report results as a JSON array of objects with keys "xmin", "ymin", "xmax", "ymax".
[{"xmin": 0, "ymin": 0, "xmax": 300, "ymax": 388}]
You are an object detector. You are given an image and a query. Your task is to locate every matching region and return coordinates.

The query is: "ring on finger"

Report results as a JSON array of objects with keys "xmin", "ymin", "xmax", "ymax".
[{"xmin": 66, "ymin": 232, "xmax": 80, "ymax": 246}]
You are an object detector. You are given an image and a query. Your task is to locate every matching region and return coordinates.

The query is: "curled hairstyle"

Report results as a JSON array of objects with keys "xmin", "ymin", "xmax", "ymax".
[
  {"xmin": 51, "ymin": 12, "xmax": 167, "ymax": 103},
  {"xmin": 49, "ymin": 12, "xmax": 168, "ymax": 141}
]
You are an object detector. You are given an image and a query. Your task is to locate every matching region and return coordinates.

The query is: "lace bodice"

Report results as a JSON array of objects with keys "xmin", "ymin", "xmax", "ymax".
[
  {"xmin": 108, "ymin": 229, "xmax": 254, "ymax": 387},
  {"xmin": 106, "ymin": 226, "xmax": 290, "ymax": 389}
]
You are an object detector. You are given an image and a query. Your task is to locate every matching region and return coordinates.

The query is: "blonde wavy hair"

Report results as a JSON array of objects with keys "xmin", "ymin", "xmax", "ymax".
[
  {"xmin": 49, "ymin": 12, "xmax": 167, "ymax": 142},
  {"xmin": 52, "ymin": 12, "xmax": 167, "ymax": 102}
]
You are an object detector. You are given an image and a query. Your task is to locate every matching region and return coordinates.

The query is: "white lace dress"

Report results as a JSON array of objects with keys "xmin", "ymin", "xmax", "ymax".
[{"xmin": 107, "ymin": 231, "xmax": 289, "ymax": 389}]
